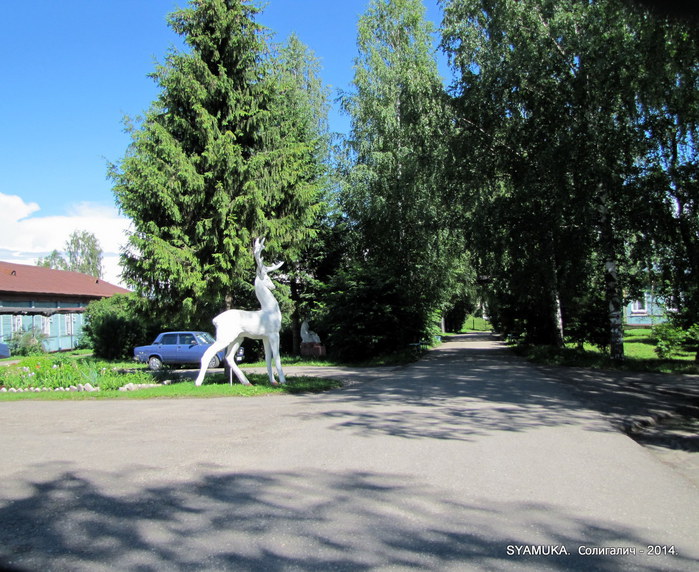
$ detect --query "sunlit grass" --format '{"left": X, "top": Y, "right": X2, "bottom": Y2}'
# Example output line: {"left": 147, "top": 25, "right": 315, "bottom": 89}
{"left": 462, "top": 315, "right": 492, "bottom": 332}
{"left": 0, "top": 350, "right": 343, "bottom": 402}
{"left": 516, "top": 328, "right": 698, "bottom": 375}
{"left": 0, "top": 374, "right": 342, "bottom": 401}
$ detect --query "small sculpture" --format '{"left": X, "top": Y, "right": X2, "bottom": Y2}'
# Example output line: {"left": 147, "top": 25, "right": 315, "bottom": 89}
{"left": 300, "top": 319, "right": 321, "bottom": 344}
{"left": 194, "top": 238, "right": 286, "bottom": 386}
{"left": 300, "top": 318, "right": 326, "bottom": 358}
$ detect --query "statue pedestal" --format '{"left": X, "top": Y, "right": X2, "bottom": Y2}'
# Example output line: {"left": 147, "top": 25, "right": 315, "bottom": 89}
{"left": 301, "top": 342, "right": 326, "bottom": 358}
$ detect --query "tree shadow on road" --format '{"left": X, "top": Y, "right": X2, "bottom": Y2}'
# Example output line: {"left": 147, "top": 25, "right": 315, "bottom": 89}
{"left": 1, "top": 463, "right": 694, "bottom": 571}
{"left": 296, "top": 334, "right": 611, "bottom": 441}
{"left": 292, "top": 333, "right": 699, "bottom": 456}
{"left": 530, "top": 357, "right": 699, "bottom": 454}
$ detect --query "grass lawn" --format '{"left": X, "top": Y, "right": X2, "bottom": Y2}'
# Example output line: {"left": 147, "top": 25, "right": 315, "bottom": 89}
{"left": 0, "top": 350, "right": 343, "bottom": 401}
{"left": 0, "top": 337, "right": 431, "bottom": 402}
{"left": 516, "top": 328, "right": 699, "bottom": 375}
{"left": 0, "top": 374, "right": 342, "bottom": 401}
{"left": 462, "top": 316, "right": 492, "bottom": 332}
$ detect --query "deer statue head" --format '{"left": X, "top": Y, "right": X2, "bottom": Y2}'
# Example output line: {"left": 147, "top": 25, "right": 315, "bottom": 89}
{"left": 253, "top": 238, "right": 283, "bottom": 291}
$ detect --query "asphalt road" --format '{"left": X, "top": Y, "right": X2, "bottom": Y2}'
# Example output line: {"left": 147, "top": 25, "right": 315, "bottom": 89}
{"left": 1, "top": 334, "right": 698, "bottom": 571}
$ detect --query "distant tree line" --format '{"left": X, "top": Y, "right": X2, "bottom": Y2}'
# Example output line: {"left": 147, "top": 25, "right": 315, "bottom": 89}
{"left": 37, "top": 230, "right": 103, "bottom": 278}
{"left": 98, "top": 0, "right": 698, "bottom": 362}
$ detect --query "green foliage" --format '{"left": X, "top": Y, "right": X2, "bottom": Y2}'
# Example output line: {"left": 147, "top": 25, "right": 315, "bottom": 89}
{"left": 462, "top": 315, "right": 492, "bottom": 333}
{"left": 269, "top": 33, "right": 332, "bottom": 352}
{"left": 563, "top": 290, "right": 611, "bottom": 350}
{"left": 329, "top": 0, "right": 463, "bottom": 358}
{"left": 318, "top": 264, "right": 442, "bottom": 361}
{"left": 36, "top": 250, "right": 67, "bottom": 271}
{"left": 0, "top": 352, "right": 341, "bottom": 399}
{"left": 319, "top": 265, "right": 402, "bottom": 361}
{"left": 82, "top": 294, "right": 157, "bottom": 360}
{"left": 652, "top": 322, "right": 699, "bottom": 359}
{"left": 111, "top": 0, "right": 328, "bottom": 325}
{"left": 444, "top": 300, "right": 471, "bottom": 333}
{"left": 441, "top": 0, "right": 699, "bottom": 351}
{"left": 8, "top": 327, "right": 48, "bottom": 356}
{"left": 652, "top": 323, "right": 686, "bottom": 358}
{"left": 516, "top": 333, "right": 699, "bottom": 375}
{"left": 0, "top": 354, "right": 153, "bottom": 391}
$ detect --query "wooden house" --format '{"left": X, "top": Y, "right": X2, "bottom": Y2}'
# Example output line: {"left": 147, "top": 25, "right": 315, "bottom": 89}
{"left": 624, "top": 291, "right": 673, "bottom": 328}
{"left": 0, "top": 261, "right": 129, "bottom": 352}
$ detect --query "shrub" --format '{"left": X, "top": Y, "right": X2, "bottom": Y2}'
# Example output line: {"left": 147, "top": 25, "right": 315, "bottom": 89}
{"left": 8, "top": 327, "right": 48, "bottom": 356}
{"left": 82, "top": 294, "right": 156, "bottom": 360}
{"left": 318, "top": 265, "right": 440, "bottom": 362}
{"left": 685, "top": 324, "right": 699, "bottom": 362}
{"left": 653, "top": 323, "right": 687, "bottom": 359}
{"left": 564, "top": 293, "right": 610, "bottom": 350}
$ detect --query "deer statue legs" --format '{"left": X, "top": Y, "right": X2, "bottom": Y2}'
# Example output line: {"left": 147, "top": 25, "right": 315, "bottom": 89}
{"left": 262, "top": 333, "right": 286, "bottom": 385}
{"left": 194, "top": 337, "right": 249, "bottom": 386}
{"left": 193, "top": 332, "right": 285, "bottom": 387}
{"left": 224, "top": 339, "right": 246, "bottom": 385}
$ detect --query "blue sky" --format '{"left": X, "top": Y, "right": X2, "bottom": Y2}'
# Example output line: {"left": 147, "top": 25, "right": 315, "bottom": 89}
{"left": 0, "top": 0, "right": 446, "bottom": 283}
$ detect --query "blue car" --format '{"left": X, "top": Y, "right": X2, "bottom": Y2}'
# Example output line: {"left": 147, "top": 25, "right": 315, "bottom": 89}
{"left": 134, "top": 331, "right": 243, "bottom": 371}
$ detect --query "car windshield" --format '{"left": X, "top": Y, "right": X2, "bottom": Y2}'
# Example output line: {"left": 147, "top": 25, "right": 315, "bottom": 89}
{"left": 196, "top": 332, "right": 214, "bottom": 344}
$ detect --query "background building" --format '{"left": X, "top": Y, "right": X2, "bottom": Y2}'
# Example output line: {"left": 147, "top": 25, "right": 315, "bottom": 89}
{"left": 624, "top": 291, "right": 673, "bottom": 328}
{"left": 0, "top": 261, "right": 129, "bottom": 352}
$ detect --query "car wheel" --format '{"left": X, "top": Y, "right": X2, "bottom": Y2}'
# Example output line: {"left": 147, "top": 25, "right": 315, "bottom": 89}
{"left": 208, "top": 355, "right": 220, "bottom": 369}
{"left": 148, "top": 356, "right": 163, "bottom": 371}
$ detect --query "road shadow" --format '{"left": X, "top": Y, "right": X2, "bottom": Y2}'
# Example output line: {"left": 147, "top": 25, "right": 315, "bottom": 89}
{"left": 294, "top": 334, "right": 611, "bottom": 441}
{"left": 279, "top": 334, "right": 699, "bottom": 457}
{"left": 533, "top": 359, "right": 699, "bottom": 454}
{"left": 1, "top": 463, "right": 695, "bottom": 571}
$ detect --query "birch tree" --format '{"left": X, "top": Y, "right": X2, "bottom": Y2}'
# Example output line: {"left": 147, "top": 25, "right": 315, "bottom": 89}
{"left": 331, "top": 0, "right": 457, "bottom": 357}
{"left": 442, "top": 0, "right": 662, "bottom": 357}
{"left": 37, "top": 230, "right": 103, "bottom": 278}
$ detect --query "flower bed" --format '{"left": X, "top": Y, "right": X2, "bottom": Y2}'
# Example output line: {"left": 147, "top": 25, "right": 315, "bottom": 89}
{"left": 0, "top": 354, "right": 155, "bottom": 392}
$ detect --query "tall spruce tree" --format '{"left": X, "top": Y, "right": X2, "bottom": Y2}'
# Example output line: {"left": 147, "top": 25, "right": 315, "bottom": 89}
{"left": 111, "top": 0, "right": 323, "bottom": 326}
{"left": 271, "top": 33, "right": 330, "bottom": 352}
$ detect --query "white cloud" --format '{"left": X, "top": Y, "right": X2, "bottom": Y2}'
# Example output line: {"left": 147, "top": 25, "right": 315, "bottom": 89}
{"left": 0, "top": 192, "right": 131, "bottom": 286}
{"left": 0, "top": 193, "right": 40, "bottom": 221}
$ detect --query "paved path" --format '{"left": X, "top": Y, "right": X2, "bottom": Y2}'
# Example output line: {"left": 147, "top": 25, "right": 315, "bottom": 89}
{"left": 1, "top": 334, "right": 698, "bottom": 571}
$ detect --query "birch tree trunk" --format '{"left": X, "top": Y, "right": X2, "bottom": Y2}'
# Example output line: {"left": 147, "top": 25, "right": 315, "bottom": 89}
{"left": 545, "top": 230, "right": 565, "bottom": 347}
{"left": 598, "top": 184, "right": 624, "bottom": 361}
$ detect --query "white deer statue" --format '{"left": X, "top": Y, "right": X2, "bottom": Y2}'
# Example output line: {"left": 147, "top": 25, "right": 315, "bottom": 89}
{"left": 194, "top": 238, "right": 286, "bottom": 387}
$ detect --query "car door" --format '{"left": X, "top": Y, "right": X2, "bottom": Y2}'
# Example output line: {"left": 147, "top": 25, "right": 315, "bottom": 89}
{"left": 157, "top": 333, "right": 180, "bottom": 363}
{"left": 176, "top": 332, "right": 199, "bottom": 364}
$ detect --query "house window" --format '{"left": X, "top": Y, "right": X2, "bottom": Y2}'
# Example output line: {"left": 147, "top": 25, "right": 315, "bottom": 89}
{"left": 631, "top": 297, "right": 647, "bottom": 314}
{"left": 64, "top": 314, "right": 74, "bottom": 337}
{"left": 0, "top": 315, "right": 11, "bottom": 342}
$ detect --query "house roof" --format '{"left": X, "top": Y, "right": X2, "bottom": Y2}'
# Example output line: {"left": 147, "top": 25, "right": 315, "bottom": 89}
{"left": 0, "top": 261, "right": 130, "bottom": 298}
